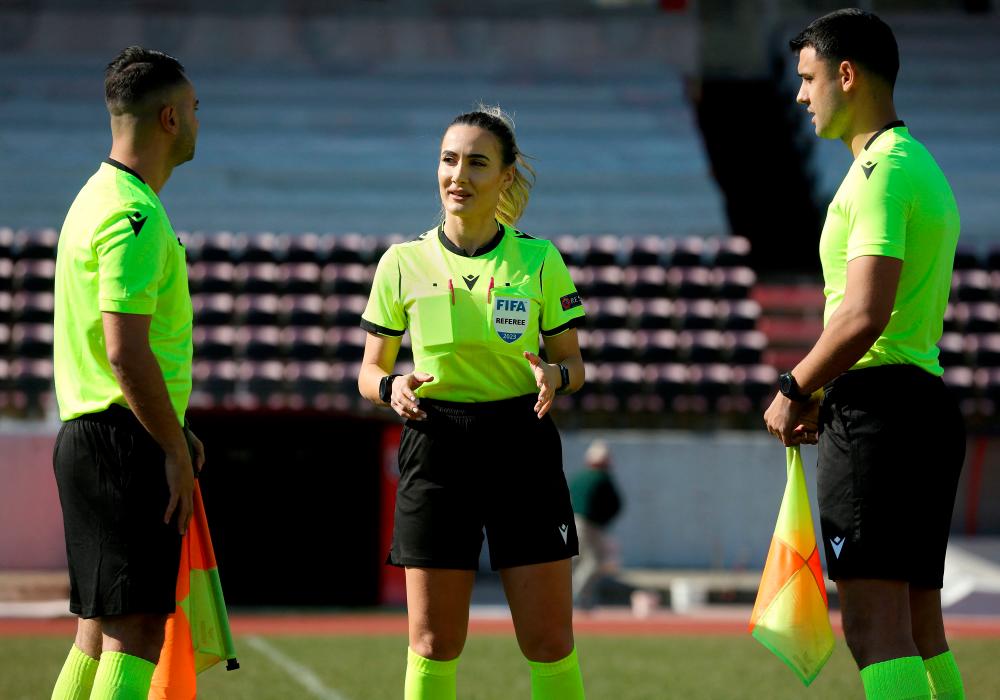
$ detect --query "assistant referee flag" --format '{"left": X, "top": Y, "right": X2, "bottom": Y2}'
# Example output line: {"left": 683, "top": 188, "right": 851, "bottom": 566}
{"left": 749, "top": 446, "right": 834, "bottom": 686}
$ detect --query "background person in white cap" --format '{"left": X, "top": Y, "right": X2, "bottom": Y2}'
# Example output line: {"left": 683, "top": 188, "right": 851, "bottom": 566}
{"left": 569, "top": 440, "right": 623, "bottom": 609}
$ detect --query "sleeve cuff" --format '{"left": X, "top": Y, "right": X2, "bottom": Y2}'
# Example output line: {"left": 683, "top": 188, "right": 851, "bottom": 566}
{"left": 541, "top": 314, "right": 585, "bottom": 337}
{"left": 361, "top": 318, "right": 405, "bottom": 337}
{"left": 99, "top": 297, "right": 157, "bottom": 314}
{"left": 847, "top": 244, "right": 904, "bottom": 262}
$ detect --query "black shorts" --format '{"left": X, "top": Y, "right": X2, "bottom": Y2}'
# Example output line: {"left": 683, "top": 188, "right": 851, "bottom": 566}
{"left": 389, "top": 395, "right": 579, "bottom": 571}
{"left": 817, "top": 364, "right": 966, "bottom": 588}
{"left": 53, "top": 404, "right": 182, "bottom": 618}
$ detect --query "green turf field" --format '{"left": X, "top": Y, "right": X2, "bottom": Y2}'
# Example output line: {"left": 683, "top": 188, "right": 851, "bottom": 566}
{"left": 4, "top": 634, "right": 998, "bottom": 699}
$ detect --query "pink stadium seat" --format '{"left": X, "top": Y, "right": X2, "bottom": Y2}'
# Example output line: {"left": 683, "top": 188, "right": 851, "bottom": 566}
{"left": 728, "top": 330, "right": 768, "bottom": 365}
{"left": 953, "top": 270, "right": 993, "bottom": 302}
{"left": 666, "top": 237, "right": 705, "bottom": 268}
{"left": 679, "top": 330, "right": 724, "bottom": 363}
{"left": 324, "top": 295, "right": 367, "bottom": 327}
{"left": 555, "top": 236, "right": 582, "bottom": 266}
{"left": 280, "top": 262, "right": 322, "bottom": 294}
{"left": 707, "top": 236, "right": 751, "bottom": 268}
{"left": 622, "top": 236, "right": 664, "bottom": 266}
{"left": 13, "top": 228, "right": 58, "bottom": 260}
{"left": 322, "top": 263, "right": 370, "bottom": 296}
{"left": 193, "top": 326, "right": 237, "bottom": 360}
{"left": 282, "top": 326, "right": 326, "bottom": 361}
{"left": 236, "top": 262, "right": 281, "bottom": 295}
{"left": 326, "top": 327, "right": 367, "bottom": 361}
{"left": 718, "top": 299, "right": 760, "bottom": 331}
{"left": 235, "top": 294, "right": 281, "bottom": 326}
{"left": 192, "top": 293, "right": 235, "bottom": 326}
{"left": 589, "top": 266, "right": 626, "bottom": 298}
{"left": 13, "top": 259, "right": 55, "bottom": 292}
{"left": 237, "top": 326, "right": 282, "bottom": 360}
{"left": 233, "top": 232, "right": 280, "bottom": 263}
{"left": 586, "top": 329, "right": 634, "bottom": 362}
{"left": 188, "top": 261, "right": 236, "bottom": 294}
{"left": 634, "top": 329, "right": 678, "bottom": 363}
{"left": 279, "top": 233, "right": 323, "bottom": 263}
{"left": 11, "top": 323, "right": 53, "bottom": 358}
{"left": 588, "top": 297, "right": 629, "bottom": 329}
{"left": 283, "top": 294, "right": 324, "bottom": 327}
{"left": 12, "top": 291, "right": 54, "bottom": 324}
{"left": 631, "top": 298, "right": 674, "bottom": 330}
{"left": 937, "top": 332, "right": 968, "bottom": 367}
{"left": 579, "top": 236, "right": 620, "bottom": 267}
{"left": 716, "top": 266, "right": 757, "bottom": 300}
{"left": 188, "top": 231, "right": 236, "bottom": 263}
{"left": 625, "top": 266, "right": 669, "bottom": 299}
{"left": 668, "top": 266, "right": 712, "bottom": 299}
{"left": 675, "top": 299, "right": 717, "bottom": 330}
{"left": 0, "top": 259, "right": 12, "bottom": 292}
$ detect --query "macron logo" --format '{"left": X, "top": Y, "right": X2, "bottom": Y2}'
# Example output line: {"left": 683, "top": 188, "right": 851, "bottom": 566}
{"left": 127, "top": 211, "right": 148, "bottom": 236}
{"left": 830, "top": 536, "right": 845, "bottom": 559}
{"left": 558, "top": 523, "right": 569, "bottom": 545}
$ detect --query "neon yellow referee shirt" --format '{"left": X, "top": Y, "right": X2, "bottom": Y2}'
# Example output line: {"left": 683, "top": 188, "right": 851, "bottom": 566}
{"left": 819, "top": 123, "right": 960, "bottom": 377}
{"left": 53, "top": 159, "right": 193, "bottom": 422}
{"left": 362, "top": 223, "right": 586, "bottom": 402}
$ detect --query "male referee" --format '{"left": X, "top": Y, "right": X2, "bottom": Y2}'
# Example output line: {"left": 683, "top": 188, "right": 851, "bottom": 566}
{"left": 50, "top": 47, "right": 204, "bottom": 700}
{"left": 765, "top": 10, "right": 966, "bottom": 700}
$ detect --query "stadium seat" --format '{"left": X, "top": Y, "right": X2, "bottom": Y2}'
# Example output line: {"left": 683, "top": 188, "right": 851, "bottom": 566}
{"left": 12, "top": 291, "right": 54, "bottom": 324}
{"left": 981, "top": 367, "right": 1000, "bottom": 404}
{"left": 283, "top": 326, "right": 326, "bottom": 361}
{"left": 728, "top": 330, "right": 767, "bottom": 365}
{"left": 13, "top": 259, "right": 55, "bottom": 292}
{"left": 943, "top": 303, "right": 960, "bottom": 333}
{"left": 0, "top": 324, "right": 10, "bottom": 350}
{"left": 0, "top": 227, "right": 13, "bottom": 260}
{"left": 328, "top": 233, "right": 376, "bottom": 265}
{"left": 707, "top": 236, "right": 752, "bottom": 268}
{"left": 586, "top": 329, "right": 634, "bottom": 362}
{"left": 587, "top": 297, "right": 629, "bottom": 329}
{"left": 987, "top": 246, "right": 1000, "bottom": 272}
{"left": 606, "top": 362, "right": 646, "bottom": 409}
{"left": 9, "top": 358, "right": 53, "bottom": 392}
{"left": 325, "top": 295, "right": 367, "bottom": 327}
{"left": 624, "top": 266, "right": 669, "bottom": 299}
{"left": 187, "top": 231, "right": 236, "bottom": 263}
{"left": 734, "top": 364, "right": 778, "bottom": 409}
{"left": 233, "top": 232, "right": 280, "bottom": 263}
{"left": 236, "top": 262, "right": 281, "bottom": 295}
{"left": 631, "top": 298, "right": 674, "bottom": 330}
{"left": 188, "top": 261, "right": 236, "bottom": 294}
{"left": 13, "top": 228, "right": 58, "bottom": 260}
{"left": 579, "top": 236, "right": 620, "bottom": 267}
{"left": 668, "top": 266, "right": 712, "bottom": 299}
{"left": 280, "top": 262, "right": 322, "bottom": 295}
{"left": 953, "top": 269, "right": 993, "bottom": 302}
{"left": 326, "top": 327, "right": 367, "bottom": 361}
{"left": 192, "top": 294, "right": 235, "bottom": 326}
{"left": 718, "top": 299, "right": 761, "bottom": 331}
{"left": 690, "top": 363, "right": 734, "bottom": 406}
{"left": 938, "top": 333, "right": 968, "bottom": 367}
{"left": 943, "top": 366, "right": 976, "bottom": 403}
{"left": 237, "top": 326, "right": 282, "bottom": 360}
{"left": 679, "top": 330, "right": 724, "bottom": 363}
{"left": 652, "top": 363, "right": 690, "bottom": 404}
{"left": 589, "top": 266, "right": 627, "bottom": 298}
{"left": 0, "top": 259, "right": 12, "bottom": 292}
{"left": 373, "top": 234, "right": 407, "bottom": 262}
{"left": 193, "top": 326, "right": 237, "bottom": 360}
{"left": 11, "top": 324, "right": 53, "bottom": 358}
{"left": 666, "top": 237, "right": 705, "bottom": 268}
{"left": 555, "top": 236, "right": 582, "bottom": 266}
{"left": 322, "top": 263, "right": 371, "bottom": 296}
{"left": 965, "top": 302, "right": 999, "bottom": 333}
{"left": 279, "top": 233, "right": 323, "bottom": 263}
{"left": 623, "top": 236, "right": 665, "bottom": 266}
{"left": 634, "top": 329, "right": 678, "bottom": 363}
{"left": 192, "top": 359, "right": 238, "bottom": 397}
{"left": 952, "top": 245, "right": 981, "bottom": 271}
{"left": 0, "top": 292, "right": 12, "bottom": 324}
{"left": 974, "top": 334, "right": 1000, "bottom": 367}
{"left": 240, "top": 360, "right": 287, "bottom": 398}
{"left": 283, "top": 294, "right": 325, "bottom": 327}
{"left": 715, "top": 266, "right": 757, "bottom": 300}
{"left": 286, "top": 360, "right": 331, "bottom": 399}
{"left": 675, "top": 299, "right": 717, "bottom": 330}
{"left": 569, "top": 266, "right": 592, "bottom": 298}
{"left": 235, "top": 294, "right": 281, "bottom": 326}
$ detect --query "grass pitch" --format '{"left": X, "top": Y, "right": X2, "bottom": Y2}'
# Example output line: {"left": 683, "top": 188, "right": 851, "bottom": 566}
{"left": 4, "top": 633, "right": 999, "bottom": 698}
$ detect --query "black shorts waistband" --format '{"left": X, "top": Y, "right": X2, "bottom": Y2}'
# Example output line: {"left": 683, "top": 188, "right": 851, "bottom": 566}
{"left": 418, "top": 394, "right": 537, "bottom": 418}
{"left": 825, "top": 364, "right": 943, "bottom": 396}
{"left": 68, "top": 403, "right": 145, "bottom": 430}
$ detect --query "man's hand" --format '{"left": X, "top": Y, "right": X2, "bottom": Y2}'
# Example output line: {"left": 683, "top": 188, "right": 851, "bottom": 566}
{"left": 390, "top": 372, "right": 434, "bottom": 420}
{"left": 164, "top": 447, "right": 195, "bottom": 535}
{"left": 524, "top": 351, "right": 560, "bottom": 418}
{"left": 187, "top": 429, "right": 206, "bottom": 473}
{"left": 764, "top": 392, "right": 820, "bottom": 446}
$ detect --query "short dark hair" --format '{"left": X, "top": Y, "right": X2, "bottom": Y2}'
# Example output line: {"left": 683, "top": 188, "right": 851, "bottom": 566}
{"left": 105, "top": 46, "right": 187, "bottom": 115}
{"left": 789, "top": 8, "right": 899, "bottom": 87}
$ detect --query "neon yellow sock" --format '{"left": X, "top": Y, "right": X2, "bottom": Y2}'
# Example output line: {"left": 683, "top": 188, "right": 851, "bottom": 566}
{"left": 925, "top": 651, "right": 965, "bottom": 699}
{"left": 90, "top": 651, "right": 156, "bottom": 700}
{"left": 528, "top": 647, "right": 585, "bottom": 700}
{"left": 51, "top": 644, "right": 99, "bottom": 700}
{"left": 860, "top": 656, "right": 932, "bottom": 699}
{"left": 404, "top": 647, "right": 458, "bottom": 700}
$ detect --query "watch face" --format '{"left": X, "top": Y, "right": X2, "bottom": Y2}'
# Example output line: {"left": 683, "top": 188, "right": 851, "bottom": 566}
{"left": 779, "top": 373, "right": 792, "bottom": 394}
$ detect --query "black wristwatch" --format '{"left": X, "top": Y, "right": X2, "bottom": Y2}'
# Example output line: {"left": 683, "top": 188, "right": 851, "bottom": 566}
{"left": 379, "top": 374, "right": 401, "bottom": 404}
{"left": 556, "top": 363, "right": 570, "bottom": 394}
{"left": 778, "top": 371, "right": 810, "bottom": 402}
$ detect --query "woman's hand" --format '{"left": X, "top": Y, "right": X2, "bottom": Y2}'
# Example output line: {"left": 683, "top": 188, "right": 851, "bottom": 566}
{"left": 390, "top": 371, "right": 434, "bottom": 420}
{"left": 524, "top": 351, "right": 560, "bottom": 418}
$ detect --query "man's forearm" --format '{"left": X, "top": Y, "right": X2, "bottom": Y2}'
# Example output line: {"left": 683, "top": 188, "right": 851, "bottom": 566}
{"left": 792, "top": 303, "right": 885, "bottom": 395}
{"left": 109, "top": 346, "right": 188, "bottom": 459}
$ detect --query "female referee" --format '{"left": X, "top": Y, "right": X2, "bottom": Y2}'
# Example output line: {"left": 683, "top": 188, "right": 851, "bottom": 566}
{"left": 358, "top": 106, "right": 587, "bottom": 700}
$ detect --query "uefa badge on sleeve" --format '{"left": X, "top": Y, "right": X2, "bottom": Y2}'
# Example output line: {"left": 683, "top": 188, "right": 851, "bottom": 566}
{"left": 493, "top": 296, "right": 530, "bottom": 343}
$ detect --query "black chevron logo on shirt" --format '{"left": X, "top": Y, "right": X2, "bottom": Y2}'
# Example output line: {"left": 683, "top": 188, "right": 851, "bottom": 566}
{"left": 127, "top": 211, "right": 148, "bottom": 236}
{"left": 462, "top": 274, "right": 479, "bottom": 290}
{"left": 861, "top": 161, "right": 878, "bottom": 179}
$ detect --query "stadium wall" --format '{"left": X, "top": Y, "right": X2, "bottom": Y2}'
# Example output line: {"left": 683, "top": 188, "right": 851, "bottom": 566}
{"left": 3, "top": 424, "right": 997, "bottom": 581}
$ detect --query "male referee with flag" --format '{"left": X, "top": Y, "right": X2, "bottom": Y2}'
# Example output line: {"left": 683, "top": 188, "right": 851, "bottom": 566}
{"left": 764, "top": 10, "right": 966, "bottom": 700}
{"left": 50, "top": 46, "right": 204, "bottom": 700}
